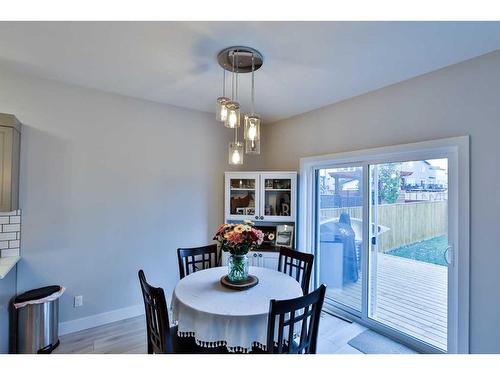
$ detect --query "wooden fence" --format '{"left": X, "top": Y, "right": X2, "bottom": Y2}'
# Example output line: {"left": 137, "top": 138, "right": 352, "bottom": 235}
{"left": 320, "top": 201, "right": 447, "bottom": 252}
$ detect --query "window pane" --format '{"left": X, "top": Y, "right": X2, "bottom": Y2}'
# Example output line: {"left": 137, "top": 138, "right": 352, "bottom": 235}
{"left": 264, "top": 178, "right": 292, "bottom": 217}
{"left": 229, "top": 178, "right": 256, "bottom": 216}
{"left": 317, "top": 166, "right": 363, "bottom": 312}
{"left": 368, "top": 158, "right": 448, "bottom": 351}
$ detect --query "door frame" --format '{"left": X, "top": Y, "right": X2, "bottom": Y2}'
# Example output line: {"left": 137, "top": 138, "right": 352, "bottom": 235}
{"left": 299, "top": 136, "right": 470, "bottom": 353}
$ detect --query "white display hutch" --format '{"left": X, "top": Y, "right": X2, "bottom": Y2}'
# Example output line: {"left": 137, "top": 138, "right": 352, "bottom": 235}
{"left": 222, "top": 171, "right": 297, "bottom": 269}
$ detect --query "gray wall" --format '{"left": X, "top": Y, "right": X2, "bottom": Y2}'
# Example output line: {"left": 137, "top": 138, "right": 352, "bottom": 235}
{"left": 259, "top": 50, "right": 500, "bottom": 353}
{"left": 0, "top": 67, "right": 240, "bottom": 351}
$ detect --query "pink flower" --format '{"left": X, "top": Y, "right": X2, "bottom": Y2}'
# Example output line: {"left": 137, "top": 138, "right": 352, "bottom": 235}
{"left": 216, "top": 224, "right": 227, "bottom": 235}
{"left": 227, "top": 231, "right": 243, "bottom": 245}
{"left": 248, "top": 228, "right": 264, "bottom": 245}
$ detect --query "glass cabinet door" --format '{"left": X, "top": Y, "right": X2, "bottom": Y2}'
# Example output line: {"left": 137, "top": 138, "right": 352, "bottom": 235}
{"left": 226, "top": 174, "right": 259, "bottom": 220}
{"left": 260, "top": 173, "right": 296, "bottom": 222}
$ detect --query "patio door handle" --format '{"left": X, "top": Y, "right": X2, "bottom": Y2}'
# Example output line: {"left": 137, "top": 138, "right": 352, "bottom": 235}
{"left": 444, "top": 245, "right": 453, "bottom": 266}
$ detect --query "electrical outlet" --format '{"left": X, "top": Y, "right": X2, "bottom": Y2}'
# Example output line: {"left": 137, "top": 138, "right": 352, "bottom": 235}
{"left": 74, "top": 295, "right": 83, "bottom": 308}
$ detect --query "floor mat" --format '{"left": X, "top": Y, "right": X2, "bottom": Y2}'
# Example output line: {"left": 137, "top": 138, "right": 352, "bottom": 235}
{"left": 348, "top": 330, "right": 418, "bottom": 354}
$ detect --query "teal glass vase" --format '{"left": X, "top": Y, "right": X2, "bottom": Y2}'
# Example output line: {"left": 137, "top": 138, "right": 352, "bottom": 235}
{"left": 227, "top": 254, "right": 249, "bottom": 282}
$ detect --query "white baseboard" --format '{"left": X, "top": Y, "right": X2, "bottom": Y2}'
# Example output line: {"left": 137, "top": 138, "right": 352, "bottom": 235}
{"left": 59, "top": 304, "right": 144, "bottom": 336}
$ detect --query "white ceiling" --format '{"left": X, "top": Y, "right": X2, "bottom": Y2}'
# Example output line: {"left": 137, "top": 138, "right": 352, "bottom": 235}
{"left": 1, "top": 22, "right": 500, "bottom": 122}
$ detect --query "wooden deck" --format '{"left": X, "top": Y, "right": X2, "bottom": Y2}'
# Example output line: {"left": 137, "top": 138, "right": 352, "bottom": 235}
{"left": 324, "top": 253, "right": 447, "bottom": 351}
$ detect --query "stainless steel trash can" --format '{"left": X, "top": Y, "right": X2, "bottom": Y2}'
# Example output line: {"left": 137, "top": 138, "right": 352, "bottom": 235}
{"left": 14, "top": 285, "right": 62, "bottom": 354}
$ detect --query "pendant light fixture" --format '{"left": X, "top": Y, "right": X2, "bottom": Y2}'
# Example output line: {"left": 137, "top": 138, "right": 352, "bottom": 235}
{"left": 216, "top": 69, "right": 229, "bottom": 122}
{"left": 244, "top": 53, "right": 261, "bottom": 154}
{"left": 216, "top": 46, "right": 263, "bottom": 164}
{"left": 224, "top": 51, "right": 241, "bottom": 129}
{"left": 228, "top": 141, "right": 244, "bottom": 165}
{"left": 228, "top": 52, "right": 243, "bottom": 165}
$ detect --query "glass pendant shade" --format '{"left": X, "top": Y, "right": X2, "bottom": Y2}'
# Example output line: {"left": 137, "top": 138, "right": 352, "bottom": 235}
{"left": 216, "top": 97, "right": 229, "bottom": 122}
{"left": 244, "top": 114, "right": 261, "bottom": 141}
{"left": 245, "top": 139, "right": 260, "bottom": 154}
{"left": 228, "top": 142, "right": 244, "bottom": 165}
{"left": 224, "top": 102, "right": 241, "bottom": 128}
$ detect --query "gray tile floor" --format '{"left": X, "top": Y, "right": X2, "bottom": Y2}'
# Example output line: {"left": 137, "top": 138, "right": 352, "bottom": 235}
{"left": 316, "top": 312, "right": 367, "bottom": 354}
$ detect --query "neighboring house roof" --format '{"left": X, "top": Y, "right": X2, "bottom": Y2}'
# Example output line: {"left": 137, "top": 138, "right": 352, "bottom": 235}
{"left": 327, "top": 171, "right": 361, "bottom": 179}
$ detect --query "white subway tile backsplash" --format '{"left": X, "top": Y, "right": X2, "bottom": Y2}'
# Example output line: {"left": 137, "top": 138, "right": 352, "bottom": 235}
{"left": 1, "top": 248, "right": 19, "bottom": 257}
{"left": 0, "top": 210, "right": 21, "bottom": 258}
{"left": 2, "top": 223, "right": 20, "bottom": 232}
{"left": 9, "top": 216, "right": 20, "bottom": 224}
{"left": 0, "top": 232, "right": 16, "bottom": 241}
{"left": 9, "top": 240, "right": 20, "bottom": 248}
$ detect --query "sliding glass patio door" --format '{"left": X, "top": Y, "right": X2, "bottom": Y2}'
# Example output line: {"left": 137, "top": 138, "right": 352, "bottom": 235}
{"left": 314, "top": 155, "right": 454, "bottom": 353}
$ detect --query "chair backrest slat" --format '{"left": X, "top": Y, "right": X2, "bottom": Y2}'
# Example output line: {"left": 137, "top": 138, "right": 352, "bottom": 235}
{"left": 277, "top": 314, "right": 285, "bottom": 353}
{"left": 287, "top": 309, "right": 296, "bottom": 353}
{"left": 266, "top": 284, "right": 326, "bottom": 354}
{"left": 298, "top": 305, "right": 309, "bottom": 351}
{"left": 138, "top": 270, "right": 172, "bottom": 354}
{"left": 177, "top": 244, "right": 218, "bottom": 279}
{"left": 278, "top": 247, "right": 314, "bottom": 294}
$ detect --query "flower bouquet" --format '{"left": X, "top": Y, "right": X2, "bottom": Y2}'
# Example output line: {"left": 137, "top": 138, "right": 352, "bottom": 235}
{"left": 214, "top": 220, "right": 264, "bottom": 282}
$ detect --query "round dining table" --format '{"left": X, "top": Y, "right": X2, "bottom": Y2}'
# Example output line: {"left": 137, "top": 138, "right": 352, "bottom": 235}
{"left": 171, "top": 266, "right": 303, "bottom": 353}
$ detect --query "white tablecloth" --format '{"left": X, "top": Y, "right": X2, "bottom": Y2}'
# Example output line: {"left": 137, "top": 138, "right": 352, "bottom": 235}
{"left": 171, "top": 266, "right": 303, "bottom": 352}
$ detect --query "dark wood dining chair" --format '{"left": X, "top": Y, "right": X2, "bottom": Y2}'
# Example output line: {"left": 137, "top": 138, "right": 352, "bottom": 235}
{"left": 138, "top": 270, "right": 175, "bottom": 354}
{"left": 278, "top": 247, "right": 314, "bottom": 294}
{"left": 266, "top": 284, "right": 327, "bottom": 354}
{"left": 177, "top": 244, "right": 218, "bottom": 279}
{"left": 138, "top": 270, "right": 205, "bottom": 354}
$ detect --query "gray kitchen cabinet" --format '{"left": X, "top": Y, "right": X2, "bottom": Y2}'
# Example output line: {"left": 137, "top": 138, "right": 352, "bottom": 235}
{"left": 0, "top": 114, "right": 21, "bottom": 212}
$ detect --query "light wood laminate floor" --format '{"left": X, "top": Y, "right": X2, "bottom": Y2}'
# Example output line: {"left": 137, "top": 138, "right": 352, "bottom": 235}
{"left": 53, "top": 312, "right": 406, "bottom": 354}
